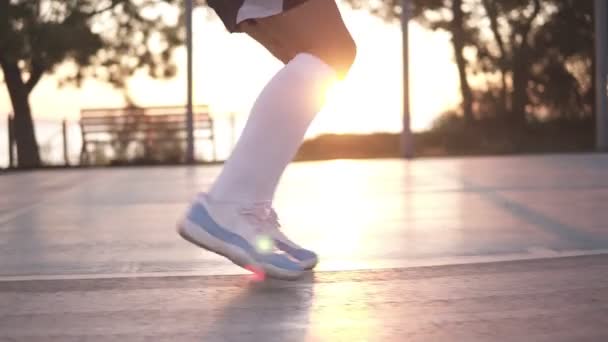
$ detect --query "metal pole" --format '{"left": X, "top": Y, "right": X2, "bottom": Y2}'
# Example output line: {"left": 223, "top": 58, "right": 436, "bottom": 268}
{"left": 185, "top": 0, "right": 195, "bottom": 163}
{"left": 596, "top": 0, "right": 608, "bottom": 151}
{"left": 401, "top": 0, "right": 414, "bottom": 158}
{"left": 62, "top": 119, "right": 70, "bottom": 166}
{"left": 7, "top": 114, "right": 14, "bottom": 168}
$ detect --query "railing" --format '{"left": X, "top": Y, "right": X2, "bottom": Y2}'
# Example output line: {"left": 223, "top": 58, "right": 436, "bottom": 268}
{"left": 6, "top": 115, "right": 72, "bottom": 168}
{"left": 37, "top": 118, "right": 71, "bottom": 166}
{"left": 5, "top": 112, "right": 239, "bottom": 169}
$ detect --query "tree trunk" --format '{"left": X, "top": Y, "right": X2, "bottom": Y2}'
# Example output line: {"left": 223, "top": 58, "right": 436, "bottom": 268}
{"left": 500, "top": 69, "right": 509, "bottom": 115}
{"left": 511, "top": 54, "right": 529, "bottom": 125}
{"left": 1, "top": 59, "right": 41, "bottom": 168}
{"left": 451, "top": 0, "right": 474, "bottom": 123}
{"left": 509, "top": 0, "right": 540, "bottom": 125}
{"left": 481, "top": 0, "right": 509, "bottom": 116}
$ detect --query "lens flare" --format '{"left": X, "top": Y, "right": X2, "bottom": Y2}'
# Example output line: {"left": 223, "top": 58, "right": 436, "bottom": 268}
{"left": 255, "top": 235, "right": 274, "bottom": 254}
{"left": 245, "top": 264, "right": 266, "bottom": 282}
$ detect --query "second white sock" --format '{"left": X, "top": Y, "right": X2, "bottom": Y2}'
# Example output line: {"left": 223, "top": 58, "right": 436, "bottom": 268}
{"left": 209, "top": 53, "right": 336, "bottom": 203}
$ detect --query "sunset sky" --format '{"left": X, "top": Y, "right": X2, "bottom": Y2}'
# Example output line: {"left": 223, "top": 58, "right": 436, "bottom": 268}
{"left": 0, "top": 4, "right": 461, "bottom": 137}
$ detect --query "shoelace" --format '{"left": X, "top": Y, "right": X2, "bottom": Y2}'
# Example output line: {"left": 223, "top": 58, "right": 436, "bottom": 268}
{"left": 240, "top": 204, "right": 308, "bottom": 255}
{"left": 240, "top": 203, "right": 284, "bottom": 253}
{"left": 239, "top": 203, "right": 281, "bottom": 233}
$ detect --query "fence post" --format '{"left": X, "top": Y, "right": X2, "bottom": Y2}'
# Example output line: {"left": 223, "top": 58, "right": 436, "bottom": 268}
{"left": 185, "top": 0, "right": 195, "bottom": 164}
{"left": 62, "top": 119, "right": 70, "bottom": 166}
{"left": 7, "top": 114, "right": 14, "bottom": 168}
{"left": 596, "top": 0, "right": 608, "bottom": 151}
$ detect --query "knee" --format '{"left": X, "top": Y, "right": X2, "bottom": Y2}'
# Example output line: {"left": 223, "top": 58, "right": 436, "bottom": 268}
{"left": 330, "top": 37, "right": 357, "bottom": 78}
{"left": 307, "top": 37, "right": 357, "bottom": 79}
{"left": 340, "top": 37, "right": 358, "bottom": 76}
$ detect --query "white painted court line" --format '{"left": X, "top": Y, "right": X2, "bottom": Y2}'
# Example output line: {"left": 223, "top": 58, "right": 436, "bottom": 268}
{"left": 1, "top": 248, "right": 607, "bottom": 283}
{"left": 316, "top": 248, "right": 608, "bottom": 273}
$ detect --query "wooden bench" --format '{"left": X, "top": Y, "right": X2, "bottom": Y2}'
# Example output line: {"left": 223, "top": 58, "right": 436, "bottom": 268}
{"left": 79, "top": 106, "right": 215, "bottom": 165}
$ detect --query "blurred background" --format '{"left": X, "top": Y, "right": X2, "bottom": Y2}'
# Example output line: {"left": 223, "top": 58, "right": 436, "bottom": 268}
{"left": 1, "top": 0, "right": 607, "bottom": 169}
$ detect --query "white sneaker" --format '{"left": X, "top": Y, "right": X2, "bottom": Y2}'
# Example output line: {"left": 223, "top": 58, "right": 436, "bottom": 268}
{"left": 265, "top": 208, "right": 319, "bottom": 270}
{"left": 177, "top": 194, "right": 305, "bottom": 280}
{"left": 238, "top": 203, "right": 319, "bottom": 269}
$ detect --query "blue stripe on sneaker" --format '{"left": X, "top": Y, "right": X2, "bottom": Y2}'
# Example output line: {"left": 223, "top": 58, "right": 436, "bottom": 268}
{"left": 276, "top": 241, "right": 317, "bottom": 262}
{"left": 187, "top": 202, "right": 302, "bottom": 272}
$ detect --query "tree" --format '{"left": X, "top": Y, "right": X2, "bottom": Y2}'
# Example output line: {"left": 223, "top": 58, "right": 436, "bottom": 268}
{"left": 476, "top": 0, "right": 594, "bottom": 123}
{"left": 348, "top": 0, "right": 594, "bottom": 125}
{"left": 526, "top": 0, "right": 594, "bottom": 119}
{"left": 479, "top": 0, "right": 542, "bottom": 124}
{"left": 0, "top": 0, "right": 184, "bottom": 167}
{"left": 451, "top": 0, "right": 474, "bottom": 123}
{"left": 347, "top": 0, "right": 475, "bottom": 122}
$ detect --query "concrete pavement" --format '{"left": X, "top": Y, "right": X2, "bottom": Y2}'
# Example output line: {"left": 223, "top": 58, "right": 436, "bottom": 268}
{"left": 1, "top": 154, "right": 608, "bottom": 340}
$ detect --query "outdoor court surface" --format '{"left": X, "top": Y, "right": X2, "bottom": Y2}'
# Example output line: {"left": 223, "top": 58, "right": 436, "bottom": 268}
{"left": 1, "top": 154, "right": 607, "bottom": 341}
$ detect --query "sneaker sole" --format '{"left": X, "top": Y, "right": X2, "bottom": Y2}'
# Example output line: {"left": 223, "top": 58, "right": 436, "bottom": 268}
{"left": 177, "top": 219, "right": 303, "bottom": 280}
{"left": 300, "top": 258, "right": 318, "bottom": 270}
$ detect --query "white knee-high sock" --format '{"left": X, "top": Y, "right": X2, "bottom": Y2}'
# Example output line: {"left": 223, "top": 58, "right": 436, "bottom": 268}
{"left": 209, "top": 53, "right": 336, "bottom": 203}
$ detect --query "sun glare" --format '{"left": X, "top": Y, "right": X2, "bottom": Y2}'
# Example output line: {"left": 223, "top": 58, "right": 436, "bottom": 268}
{"left": 324, "top": 81, "right": 343, "bottom": 105}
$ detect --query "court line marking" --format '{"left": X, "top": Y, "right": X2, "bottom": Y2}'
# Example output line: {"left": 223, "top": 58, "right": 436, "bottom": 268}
{"left": 1, "top": 248, "right": 607, "bottom": 283}
{"left": 436, "top": 168, "right": 608, "bottom": 249}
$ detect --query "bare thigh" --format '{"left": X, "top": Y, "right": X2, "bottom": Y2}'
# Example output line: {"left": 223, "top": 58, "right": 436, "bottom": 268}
{"left": 238, "top": 0, "right": 357, "bottom": 78}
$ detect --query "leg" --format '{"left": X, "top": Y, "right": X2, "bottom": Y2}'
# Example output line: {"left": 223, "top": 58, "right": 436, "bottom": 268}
{"left": 180, "top": 0, "right": 356, "bottom": 279}
{"left": 239, "top": 0, "right": 357, "bottom": 78}
{"left": 211, "top": 0, "right": 357, "bottom": 203}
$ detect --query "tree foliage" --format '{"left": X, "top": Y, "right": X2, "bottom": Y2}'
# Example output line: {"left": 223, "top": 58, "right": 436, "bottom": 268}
{"left": 345, "top": 0, "right": 595, "bottom": 123}
{"left": 0, "top": 0, "right": 185, "bottom": 167}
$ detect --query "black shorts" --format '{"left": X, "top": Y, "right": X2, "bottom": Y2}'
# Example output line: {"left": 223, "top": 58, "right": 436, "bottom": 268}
{"left": 207, "top": 0, "right": 309, "bottom": 32}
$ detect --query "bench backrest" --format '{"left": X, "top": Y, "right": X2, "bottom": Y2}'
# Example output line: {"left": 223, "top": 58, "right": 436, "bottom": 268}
{"left": 80, "top": 106, "right": 213, "bottom": 141}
